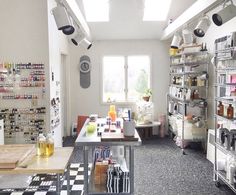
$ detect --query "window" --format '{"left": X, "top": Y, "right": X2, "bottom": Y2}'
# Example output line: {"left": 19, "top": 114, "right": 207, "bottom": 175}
{"left": 102, "top": 55, "right": 151, "bottom": 103}
{"left": 83, "top": 0, "right": 109, "bottom": 22}
{"left": 143, "top": 0, "right": 172, "bottom": 21}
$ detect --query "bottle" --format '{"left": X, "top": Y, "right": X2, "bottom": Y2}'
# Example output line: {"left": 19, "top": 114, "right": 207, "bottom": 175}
{"left": 108, "top": 105, "right": 117, "bottom": 122}
{"left": 227, "top": 104, "right": 234, "bottom": 119}
{"left": 36, "top": 133, "right": 46, "bottom": 157}
{"left": 217, "top": 101, "right": 224, "bottom": 116}
{"left": 45, "top": 133, "right": 54, "bottom": 157}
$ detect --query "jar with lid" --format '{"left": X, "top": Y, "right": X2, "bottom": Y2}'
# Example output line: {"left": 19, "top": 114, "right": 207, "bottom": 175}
{"left": 36, "top": 133, "right": 46, "bottom": 157}
{"left": 227, "top": 104, "right": 234, "bottom": 119}
{"left": 217, "top": 101, "right": 224, "bottom": 116}
{"left": 45, "top": 133, "right": 54, "bottom": 157}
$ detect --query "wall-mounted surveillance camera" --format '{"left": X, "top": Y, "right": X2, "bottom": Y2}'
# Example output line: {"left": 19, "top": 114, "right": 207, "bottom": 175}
{"left": 52, "top": 5, "right": 75, "bottom": 35}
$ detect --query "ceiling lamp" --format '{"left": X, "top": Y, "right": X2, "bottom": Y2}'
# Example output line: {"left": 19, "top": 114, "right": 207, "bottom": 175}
{"left": 71, "top": 30, "right": 92, "bottom": 50}
{"left": 182, "top": 28, "right": 193, "bottom": 44}
{"left": 193, "top": 16, "right": 211, "bottom": 37}
{"left": 212, "top": 0, "right": 236, "bottom": 26}
{"left": 170, "top": 32, "right": 182, "bottom": 49}
{"left": 52, "top": 4, "right": 75, "bottom": 35}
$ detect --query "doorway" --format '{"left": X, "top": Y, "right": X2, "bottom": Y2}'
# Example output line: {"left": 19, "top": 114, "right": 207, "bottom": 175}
{"left": 60, "top": 54, "right": 67, "bottom": 137}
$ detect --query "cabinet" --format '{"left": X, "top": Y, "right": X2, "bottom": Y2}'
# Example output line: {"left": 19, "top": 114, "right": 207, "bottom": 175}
{"left": 167, "top": 51, "right": 209, "bottom": 154}
{"left": 214, "top": 43, "right": 236, "bottom": 193}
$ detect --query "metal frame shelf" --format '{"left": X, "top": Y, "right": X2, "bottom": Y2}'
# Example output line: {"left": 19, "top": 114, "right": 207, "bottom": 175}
{"left": 214, "top": 44, "right": 236, "bottom": 193}
{"left": 167, "top": 51, "right": 209, "bottom": 155}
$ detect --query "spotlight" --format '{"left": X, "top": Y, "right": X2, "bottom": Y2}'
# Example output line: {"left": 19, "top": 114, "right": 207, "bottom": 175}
{"left": 81, "top": 39, "right": 93, "bottom": 50}
{"left": 194, "top": 16, "right": 211, "bottom": 37}
{"left": 71, "top": 32, "right": 85, "bottom": 46}
{"left": 171, "top": 32, "right": 182, "bottom": 49}
{"left": 182, "top": 28, "right": 193, "bottom": 44}
{"left": 52, "top": 5, "right": 75, "bottom": 35}
{"left": 212, "top": 0, "right": 236, "bottom": 26}
{"left": 71, "top": 32, "right": 93, "bottom": 49}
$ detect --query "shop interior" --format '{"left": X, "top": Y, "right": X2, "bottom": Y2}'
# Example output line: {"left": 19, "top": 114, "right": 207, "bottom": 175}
{"left": 1, "top": 0, "right": 236, "bottom": 194}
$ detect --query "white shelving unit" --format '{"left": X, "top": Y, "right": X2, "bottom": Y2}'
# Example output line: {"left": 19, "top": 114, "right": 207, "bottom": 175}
{"left": 214, "top": 42, "right": 236, "bottom": 193}
{"left": 167, "top": 51, "right": 209, "bottom": 154}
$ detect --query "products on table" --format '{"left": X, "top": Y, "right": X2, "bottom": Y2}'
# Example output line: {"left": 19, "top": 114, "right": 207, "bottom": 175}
{"left": 227, "top": 104, "right": 234, "bottom": 119}
{"left": 217, "top": 101, "right": 224, "bottom": 116}
{"left": 107, "top": 164, "right": 130, "bottom": 193}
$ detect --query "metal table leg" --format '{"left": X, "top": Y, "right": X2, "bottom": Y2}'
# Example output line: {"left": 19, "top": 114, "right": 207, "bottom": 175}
{"left": 83, "top": 146, "right": 89, "bottom": 195}
{"left": 129, "top": 146, "right": 134, "bottom": 195}
{"left": 56, "top": 173, "right": 61, "bottom": 194}
{"left": 67, "top": 163, "right": 70, "bottom": 194}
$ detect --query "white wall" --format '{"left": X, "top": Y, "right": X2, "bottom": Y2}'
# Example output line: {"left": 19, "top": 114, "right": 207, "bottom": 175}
{"left": 197, "top": 0, "right": 236, "bottom": 129}
{"left": 69, "top": 40, "right": 170, "bottom": 127}
{"left": 0, "top": 0, "right": 69, "bottom": 146}
{"left": 47, "top": 0, "right": 70, "bottom": 145}
{"left": 0, "top": 0, "right": 50, "bottom": 143}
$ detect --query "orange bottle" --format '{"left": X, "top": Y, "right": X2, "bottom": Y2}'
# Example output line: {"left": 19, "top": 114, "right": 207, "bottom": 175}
{"left": 108, "top": 105, "right": 117, "bottom": 122}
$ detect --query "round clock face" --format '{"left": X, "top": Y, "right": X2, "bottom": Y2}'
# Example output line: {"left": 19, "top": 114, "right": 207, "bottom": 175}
{"left": 80, "top": 61, "right": 90, "bottom": 73}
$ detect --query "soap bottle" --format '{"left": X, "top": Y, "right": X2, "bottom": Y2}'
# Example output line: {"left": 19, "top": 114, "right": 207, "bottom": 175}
{"left": 37, "top": 133, "right": 46, "bottom": 157}
{"left": 217, "top": 101, "right": 224, "bottom": 116}
{"left": 45, "top": 133, "right": 54, "bottom": 157}
{"left": 227, "top": 104, "right": 234, "bottom": 119}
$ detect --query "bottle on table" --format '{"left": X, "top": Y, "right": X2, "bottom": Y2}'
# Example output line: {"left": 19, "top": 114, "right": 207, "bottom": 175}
{"left": 108, "top": 105, "right": 117, "bottom": 122}
{"left": 36, "top": 133, "right": 46, "bottom": 157}
{"left": 45, "top": 133, "right": 54, "bottom": 157}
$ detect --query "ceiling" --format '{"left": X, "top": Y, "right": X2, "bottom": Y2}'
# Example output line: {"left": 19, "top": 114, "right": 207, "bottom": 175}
{"left": 76, "top": 0, "right": 197, "bottom": 40}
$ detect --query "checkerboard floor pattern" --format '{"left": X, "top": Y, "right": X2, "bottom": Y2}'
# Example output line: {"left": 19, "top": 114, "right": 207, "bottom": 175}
{"left": 0, "top": 163, "right": 92, "bottom": 195}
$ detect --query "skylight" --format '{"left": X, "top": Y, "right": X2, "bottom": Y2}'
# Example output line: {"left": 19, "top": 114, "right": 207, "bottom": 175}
{"left": 83, "top": 0, "right": 109, "bottom": 22}
{"left": 143, "top": 0, "right": 172, "bottom": 21}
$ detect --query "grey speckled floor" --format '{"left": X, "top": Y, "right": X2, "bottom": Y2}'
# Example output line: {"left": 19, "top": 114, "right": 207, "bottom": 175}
{"left": 64, "top": 136, "right": 235, "bottom": 195}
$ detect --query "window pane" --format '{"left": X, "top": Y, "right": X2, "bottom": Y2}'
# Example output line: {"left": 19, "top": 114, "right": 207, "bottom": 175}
{"left": 127, "top": 56, "right": 150, "bottom": 101}
{"left": 103, "top": 56, "right": 125, "bottom": 102}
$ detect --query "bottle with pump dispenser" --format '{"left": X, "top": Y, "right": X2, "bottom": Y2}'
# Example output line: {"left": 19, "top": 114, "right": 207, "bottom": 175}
{"left": 37, "top": 133, "right": 46, "bottom": 157}
{"left": 46, "top": 133, "right": 54, "bottom": 157}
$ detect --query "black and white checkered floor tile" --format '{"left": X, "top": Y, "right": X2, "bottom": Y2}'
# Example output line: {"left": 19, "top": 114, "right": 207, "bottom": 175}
{"left": 0, "top": 163, "right": 92, "bottom": 195}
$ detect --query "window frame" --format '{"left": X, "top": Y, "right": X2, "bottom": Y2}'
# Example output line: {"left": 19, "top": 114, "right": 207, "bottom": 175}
{"left": 100, "top": 54, "right": 152, "bottom": 105}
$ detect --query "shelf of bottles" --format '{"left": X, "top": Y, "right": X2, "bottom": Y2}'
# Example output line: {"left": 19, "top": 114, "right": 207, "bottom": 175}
{"left": 214, "top": 33, "right": 236, "bottom": 192}
{"left": 0, "top": 62, "right": 46, "bottom": 144}
{"left": 167, "top": 51, "right": 209, "bottom": 153}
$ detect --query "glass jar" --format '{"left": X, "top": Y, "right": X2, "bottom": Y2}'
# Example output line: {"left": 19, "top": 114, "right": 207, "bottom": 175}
{"left": 36, "top": 133, "right": 46, "bottom": 157}
{"left": 45, "top": 133, "right": 54, "bottom": 157}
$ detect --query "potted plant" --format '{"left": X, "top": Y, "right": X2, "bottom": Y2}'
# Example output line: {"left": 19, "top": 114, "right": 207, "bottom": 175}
{"left": 142, "top": 89, "right": 152, "bottom": 101}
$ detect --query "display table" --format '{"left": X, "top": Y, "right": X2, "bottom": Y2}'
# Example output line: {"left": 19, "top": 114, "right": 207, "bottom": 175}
{"left": 0, "top": 147, "right": 74, "bottom": 194}
{"left": 135, "top": 121, "right": 161, "bottom": 139}
{"left": 75, "top": 118, "right": 141, "bottom": 195}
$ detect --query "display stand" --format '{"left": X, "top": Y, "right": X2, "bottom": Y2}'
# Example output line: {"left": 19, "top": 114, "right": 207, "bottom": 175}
{"left": 75, "top": 118, "right": 141, "bottom": 195}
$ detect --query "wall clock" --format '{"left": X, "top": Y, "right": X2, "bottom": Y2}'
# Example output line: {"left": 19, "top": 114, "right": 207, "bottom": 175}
{"left": 79, "top": 55, "right": 91, "bottom": 88}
